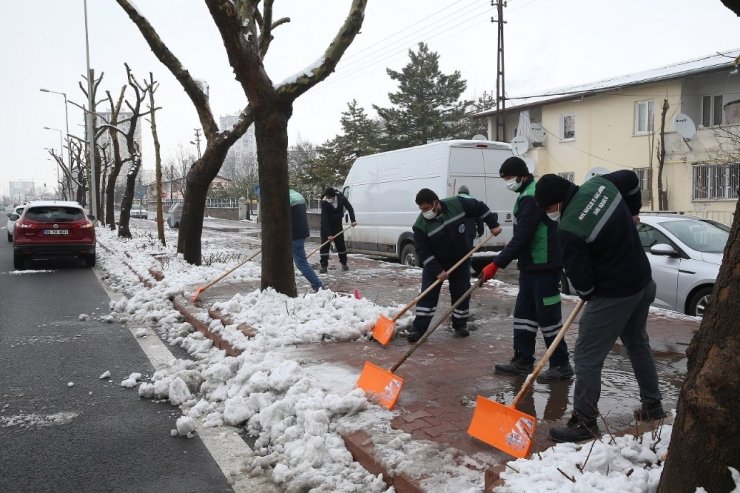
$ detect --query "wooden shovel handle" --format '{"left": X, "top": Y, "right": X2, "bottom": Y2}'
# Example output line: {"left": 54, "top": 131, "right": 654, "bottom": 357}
{"left": 391, "top": 230, "right": 497, "bottom": 322}
{"left": 511, "top": 298, "right": 585, "bottom": 408}
{"left": 306, "top": 224, "right": 355, "bottom": 259}
{"left": 391, "top": 277, "right": 486, "bottom": 372}
{"left": 201, "top": 249, "right": 262, "bottom": 292}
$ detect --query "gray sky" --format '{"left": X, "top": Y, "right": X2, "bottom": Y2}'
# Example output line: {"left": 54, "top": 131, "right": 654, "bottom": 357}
{"left": 1, "top": 0, "right": 738, "bottom": 193}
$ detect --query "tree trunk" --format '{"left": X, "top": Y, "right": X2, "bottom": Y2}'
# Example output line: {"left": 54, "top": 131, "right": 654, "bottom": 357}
{"left": 657, "top": 99, "right": 668, "bottom": 210}
{"left": 255, "top": 101, "right": 297, "bottom": 297}
{"left": 658, "top": 197, "right": 740, "bottom": 492}
{"left": 149, "top": 81, "right": 166, "bottom": 246}
{"left": 178, "top": 144, "right": 230, "bottom": 264}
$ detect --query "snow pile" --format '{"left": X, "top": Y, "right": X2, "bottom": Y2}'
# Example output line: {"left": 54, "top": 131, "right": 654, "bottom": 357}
{"left": 93, "top": 226, "right": 693, "bottom": 492}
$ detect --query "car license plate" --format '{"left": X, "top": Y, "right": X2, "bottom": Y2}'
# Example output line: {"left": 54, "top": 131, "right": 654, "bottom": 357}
{"left": 44, "top": 229, "right": 69, "bottom": 235}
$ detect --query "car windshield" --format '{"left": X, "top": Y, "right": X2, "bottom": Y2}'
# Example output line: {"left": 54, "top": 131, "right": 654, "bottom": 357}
{"left": 660, "top": 220, "right": 729, "bottom": 253}
{"left": 25, "top": 206, "right": 85, "bottom": 222}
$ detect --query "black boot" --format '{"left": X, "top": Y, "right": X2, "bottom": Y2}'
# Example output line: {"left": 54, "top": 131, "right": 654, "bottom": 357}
{"left": 494, "top": 356, "right": 533, "bottom": 375}
{"left": 453, "top": 326, "right": 469, "bottom": 337}
{"left": 341, "top": 263, "right": 349, "bottom": 271}
{"left": 319, "top": 266, "right": 328, "bottom": 274}
{"left": 549, "top": 412, "right": 600, "bottom": 443}
{"left": 406, "top": 327, "right": 427, "bottom": 343}
{"left": 634, "top": 401, "right": 667, "bottom": 421}
{"left": 536, "top": 363, "right": 574, "bottom": 383}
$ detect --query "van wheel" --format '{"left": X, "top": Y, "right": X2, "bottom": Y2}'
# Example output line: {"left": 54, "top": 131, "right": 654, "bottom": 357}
{"left": 687, "top": 286, "right": 712, "bottom": 317}
{"left": 401, "top": 244, "right": 419, "bottom": 267}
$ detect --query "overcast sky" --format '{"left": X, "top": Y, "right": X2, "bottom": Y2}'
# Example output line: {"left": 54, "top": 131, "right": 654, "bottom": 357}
{"left": 0, "top": 0, "right": 738, "bottom": 193}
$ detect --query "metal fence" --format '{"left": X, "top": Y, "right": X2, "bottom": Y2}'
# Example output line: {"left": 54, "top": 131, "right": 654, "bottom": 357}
{"left": 156, "top": 197, "right": 240, "bottom": 209}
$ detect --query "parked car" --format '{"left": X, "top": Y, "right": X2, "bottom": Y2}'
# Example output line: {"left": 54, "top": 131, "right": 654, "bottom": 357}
{"left": 11, "top": 201, "right": 96, "bottom": 270}
{"left": 637, "top": 214, "right": 728, "bottom": 316}
{"left": 130, "top": 204, "right": 148, "bottom": 219}
{"left": 6, "top": 204, "right": 26, "bottom": 242}
{"left": 166, "top": 202, "right": 182, "bottom": 229}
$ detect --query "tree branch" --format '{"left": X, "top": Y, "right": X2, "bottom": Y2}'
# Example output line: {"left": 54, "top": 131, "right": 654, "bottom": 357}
{"left": 114, "top": 0, "right": 219, "bottom": 138}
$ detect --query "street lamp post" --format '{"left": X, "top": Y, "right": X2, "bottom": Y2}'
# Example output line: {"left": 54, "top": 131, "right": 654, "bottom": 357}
{"left": 83, "top": 0, "right": 98, "bottom": 220}
{"left": 43, "top": 126, "right": 63, "bottom": 197}
{"left": 40, "top": 88, "right": 71, "bottom": 199}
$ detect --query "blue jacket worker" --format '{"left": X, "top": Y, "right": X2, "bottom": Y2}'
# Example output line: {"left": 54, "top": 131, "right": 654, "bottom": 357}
{"left": 457, "top": 185, "right": 485, "bottom": 248}
{"left": 319, "top": 187, "right": 356, "bottom": 273}
{"left": 290, "top": 189, "right": 323, "bottom": 292}
{"left": 408, "top": 188, "right": 502, "bottom": 343}
{"left": 534, "top": 171, "right": 664, "bottom": 443}
{"left": 480, "top": 156, "right": 573, "bottom": 383}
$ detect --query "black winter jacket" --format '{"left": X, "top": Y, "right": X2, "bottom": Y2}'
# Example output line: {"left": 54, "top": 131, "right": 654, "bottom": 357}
{"left": 320, "top": 192, "right": 356, "bottom": 235}
{"left": 558, "top": 170, "right": 651, "bottom": 299}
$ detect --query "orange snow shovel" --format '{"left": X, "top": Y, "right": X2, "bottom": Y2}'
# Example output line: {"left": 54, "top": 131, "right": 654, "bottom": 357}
{"left": 305, "top": 224, "right": 355, "bottom": 259}
{"left": 467, "top": 298, "right": 585, "bottom": 458}
{"left": 371, "top": 230, "right": 496, "bottom": 345}
{"left": 357, "top": 277, "right": 487, "bottom": 409}
{"left": 191, "top": 249, "right": 262, "bottom": 302}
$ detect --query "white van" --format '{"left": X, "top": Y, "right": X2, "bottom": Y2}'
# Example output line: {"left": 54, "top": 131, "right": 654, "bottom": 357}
{"left": 341, "top": 140, "right": 531, "bottom": 266}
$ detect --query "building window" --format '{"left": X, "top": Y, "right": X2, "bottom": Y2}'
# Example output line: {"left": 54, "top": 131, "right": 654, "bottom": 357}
{"left": 634, "top": 100, "right": 655, "bottom": 134}
{"left": 557, "top": 171, "right": 575, "bottom": 182}
{"left": 560, "top": 114, "right": 575, "bottom": 141}
{"left": 701, "top": 94, "right": 724, "bottom": 127}
{"left": 692, "top": 163, "right": 739, "bottom": 200}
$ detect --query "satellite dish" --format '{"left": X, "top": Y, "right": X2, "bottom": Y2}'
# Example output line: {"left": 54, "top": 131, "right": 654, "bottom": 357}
{"left": 511, "top": 135, "right": 530, "bottom": 156}
{"left": 583, "top": 167, "right": 610, "bottom": 183}
{"left": 471, "top": 134, "right": 487, "bottom": 141}
{"left": 528, "top": 123, "right": 546, "bottom": 144}
{"left": 674, "top": 113, "right": 697, "bottom": 139}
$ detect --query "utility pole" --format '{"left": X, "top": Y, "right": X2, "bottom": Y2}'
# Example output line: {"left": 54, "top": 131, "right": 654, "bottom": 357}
{"left": 192, "top": 128, "right": 202, "bottom": 159}
{"left": 492, "top": 1, "right": 507, "bottom": 142}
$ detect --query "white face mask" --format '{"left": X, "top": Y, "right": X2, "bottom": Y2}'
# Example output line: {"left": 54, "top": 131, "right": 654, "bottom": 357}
{"left": 422, "top": 207, "right": 438, "bottom": 220}
{"left": 504, "top": 178, "right": 521, "bottom": 192}
{"left": 547, "top": 210, "right": 561, "bottom": 222}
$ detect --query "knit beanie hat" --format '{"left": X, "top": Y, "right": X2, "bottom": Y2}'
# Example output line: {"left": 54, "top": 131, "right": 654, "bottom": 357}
{"left": 534, "top": 174, "right": 573, "bottom": 208}
{"left": 323, "top": 187, "right": 337, "bottom": 198}
{"left": 499, "top": 156, "right": 530, "bottom": 177}
{"left": 458, "top": 185, "right": 470, "bottom": 195}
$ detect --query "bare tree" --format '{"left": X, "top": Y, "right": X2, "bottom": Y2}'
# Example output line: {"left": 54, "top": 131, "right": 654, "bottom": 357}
{"left": 115, "top": 0, "right": 367, "bottom": 295}
{"left": 79, "top": 71, "right": 106, "bottom": 216}
{"left": 101, "top": 86, "right": 127, "bottom": 229}
{"left": 658, "top": 195, "right": 739, "bottom": 491}
{"left": 118, "top": 64, "right": 156, "bottom": 239}
{"left": 147, "top": 73, "right": 166, "bottom": 246}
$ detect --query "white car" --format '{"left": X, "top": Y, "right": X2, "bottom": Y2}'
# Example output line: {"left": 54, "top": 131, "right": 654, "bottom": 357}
{"left": 637, "top": 214, "right": 728, "bottom": 316}
{"left": 6, "top": 204, "right": 27, "bottom": 242}
{"left": 130, "top": 204, "right": 149, "bottom": 219}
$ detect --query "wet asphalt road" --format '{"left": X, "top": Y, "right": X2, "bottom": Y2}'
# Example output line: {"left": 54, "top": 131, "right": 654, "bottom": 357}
{"left": 0, "top": 216, "right": 232, "bottom": 493}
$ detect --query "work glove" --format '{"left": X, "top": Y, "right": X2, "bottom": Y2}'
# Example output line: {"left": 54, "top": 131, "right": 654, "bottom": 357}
{"left": 481, "top": 262, "right": 498, "bottom": 282}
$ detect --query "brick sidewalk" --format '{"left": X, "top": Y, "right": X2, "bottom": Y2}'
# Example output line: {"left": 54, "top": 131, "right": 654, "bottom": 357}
{"left": 178, "top": 252, "right": 698, "bottom": 491}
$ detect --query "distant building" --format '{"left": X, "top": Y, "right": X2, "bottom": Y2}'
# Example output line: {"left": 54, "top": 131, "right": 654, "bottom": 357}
{"left": 9, "top": 180, "right": 35, "bottom": 203}
{"left": 219, "top": 114, "right": 257, "bottom": 167}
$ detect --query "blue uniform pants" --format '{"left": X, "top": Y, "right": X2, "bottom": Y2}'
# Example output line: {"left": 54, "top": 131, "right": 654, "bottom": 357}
{"left": 512, "top": 269, "right": 569, "bottom": 367}
{"left": 412, "top": 260, "right": 471, "bottom": 332}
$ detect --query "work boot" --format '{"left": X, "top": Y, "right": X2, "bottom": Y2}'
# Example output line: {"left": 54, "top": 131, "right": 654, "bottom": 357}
{"left": 494, "top": 356, "right": 533, "bottom": 375}
{"left": 406, "top": 328, "right": 427, "bottom": 343}
{"left": 341, "top": 263, "right": 349, "bottom": 271}
{"left": 634, "top": 401, "right": 667, "bottom": 421}
{"left": 319, "top": 266, "right": 328, "bottom": 274}
{"left": 549, "top": 412, "right": 600, "bottom": 443}
{"left": 453, "top": 326, "right": 469, "bottom": 338}
{"left": 536, "top": 363, "right": 574, "bottom": 383}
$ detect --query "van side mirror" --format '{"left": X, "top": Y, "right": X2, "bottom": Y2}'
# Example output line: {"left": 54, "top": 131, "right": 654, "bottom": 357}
{"left": 650, "top": 243, "right": 678, "bottom": 257}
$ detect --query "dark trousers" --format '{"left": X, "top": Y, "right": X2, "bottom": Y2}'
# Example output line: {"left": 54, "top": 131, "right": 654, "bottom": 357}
{"left": 573, "top": 280, "right": 661, "bottom": 420}
{"left": 412, "top": 260, "right": 471, "bottom": 332}
{"left": 320, "top": 222, "right": 347, "bottom": 268}
{"left": 513, "top": 269, "right": 569, "bottom": 367}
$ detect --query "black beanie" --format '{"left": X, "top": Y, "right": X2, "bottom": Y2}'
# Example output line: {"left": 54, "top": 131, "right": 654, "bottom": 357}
{"left": 535, "top": 174, "right": 572, "bottom": 208}
{"left": 499, "top": 156, "right": 530, "bottom": 177}
{"left": 324, "top": 187, "right": 337, "bottom": 198}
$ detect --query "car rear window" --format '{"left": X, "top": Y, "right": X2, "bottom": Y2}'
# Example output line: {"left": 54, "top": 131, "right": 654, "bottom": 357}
{"left": 25, "top": 206, "right": 85, "bottom": 222}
